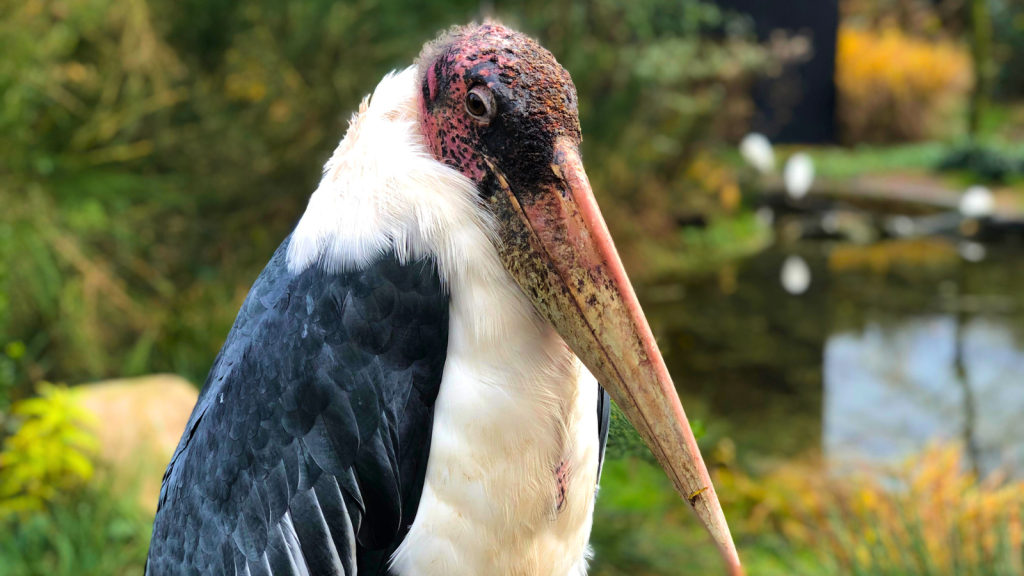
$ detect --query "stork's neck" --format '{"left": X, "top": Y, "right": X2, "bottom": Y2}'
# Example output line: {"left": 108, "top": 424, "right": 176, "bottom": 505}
{"left": 390, "top": 181, "right": 599, "bottom": 576}
{"left": 286, "top": 67, "right": 491, "bottom": 286}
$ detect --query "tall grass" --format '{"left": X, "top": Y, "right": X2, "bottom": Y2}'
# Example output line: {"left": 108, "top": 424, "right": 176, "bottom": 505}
{"left": 0, "top": 0, "right": 768, "bottom": 403}
{"left": 1, "top": 394, "right": 1019, "bottom": 576}
{"left": 595, "top": 407, "right": 1024, "bottom": 575}
{"left": 0, "top": 385, "right": 151, "bottom": 576}
{"left": 0, "top": 482, "right": 152, "bottom": 576}
{"left": 735, "top": 445, "right": 1024, "bottom": 576}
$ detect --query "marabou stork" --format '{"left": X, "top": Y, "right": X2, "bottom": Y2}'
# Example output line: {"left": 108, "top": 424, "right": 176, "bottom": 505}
{"left": 147, "top": 23, "right": 740, "bottom": 576}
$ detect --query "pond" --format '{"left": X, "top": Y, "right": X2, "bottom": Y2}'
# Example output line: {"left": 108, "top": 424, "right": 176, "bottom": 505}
{"left": 641, "top": 236, "right": 1024, "bottom": 477}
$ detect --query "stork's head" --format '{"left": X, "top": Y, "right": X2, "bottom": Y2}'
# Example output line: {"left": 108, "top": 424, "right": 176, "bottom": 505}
{"left": 418, "top": 23, "right": 579, "bottom": 189}
{"left": 418, "top": 23, "right": 742, "bottom": 574}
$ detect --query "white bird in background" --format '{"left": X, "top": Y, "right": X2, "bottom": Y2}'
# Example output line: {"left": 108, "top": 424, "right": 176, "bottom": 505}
{"left": 739, "top": 133, "right": 776, "bottom": 174}
{"left": 784, "top": 152, "right": 815, "bottom": 200}
{"left": 959, "top": 185, "right": 995, "bottom": 219}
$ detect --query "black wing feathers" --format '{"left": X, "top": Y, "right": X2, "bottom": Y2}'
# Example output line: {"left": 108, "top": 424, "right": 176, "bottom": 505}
{"left": 147, "top": 237, "right": 449, "bottom": 576}
{"left": 596, "top": 385, "right": 611, "bottom": 483}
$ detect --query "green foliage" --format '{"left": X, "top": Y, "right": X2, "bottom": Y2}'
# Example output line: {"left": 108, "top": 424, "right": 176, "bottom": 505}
{"left": 795, "top": 142, "right": 952, "bottom": 180}
{"left": 605, "top": 400, "right": 707, "bottom": 463}
{"left": 0, "top": 341, "right": 20, "bottom": 413}
{"left": 591, "top": 458, "right": 726, "bottom": 575}
{"left": 993, "top": 0, "right": 1024, "bottom": 98}
{"left": 0, "top": 381, "right": 148, "bottom": 575}
{"left": 0, "top": 482, "right": 152, "bottom": 576}
{"left": 784, "top": 137, "right": 1024, "bottom": 183}
{"left": 605, "top": 401, "right": 657, "bottom": 463}
{"left": 676, "top": 213, "right": 772, "bottom": 271}
{"left": 0, "top": 383, "right": 98, "bottom": 516}
{"left": 521, "top": 2, "right": 767, "bottom": 249}
{"left": 938, "top": 142, "right": 1024, "bottom": 183}
{"left": 593, "top": 441, "right": 1024, "bottom": 576}
{"left": 0, "top": 0, "right": 765, "bottom": 401}
{"left": 592, "top": 455, "right": 797, "bottom": 576}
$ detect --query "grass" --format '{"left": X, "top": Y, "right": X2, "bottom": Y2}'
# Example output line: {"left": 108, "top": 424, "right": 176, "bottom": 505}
{"left": 797, "top": 140, "right": 1024, "bottom": 188}
{"left": 1, "top": 412, "right": 1021, "bottom": 576}
{"left": 591, "top": 442, "right": 1024, "bottom": 575}
{"left": 0, "top": 482, "right": 152, "bottom": 576}
{"left": 717, "top": 103, "right": 1024, "bottom": 194}
{"left": 800, "top": 142, "right": 952, "bottom": 180}
{"left": 590, "top": 457, "right": 800, "bottom": 576}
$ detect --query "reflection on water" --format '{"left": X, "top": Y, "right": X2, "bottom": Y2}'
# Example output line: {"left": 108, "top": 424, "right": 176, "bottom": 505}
{"left": 642, "top": 240, "right": 1024, "bottom": 476}
{"left": 825, "top": 316, "right": 1024, "bottom": 475}
{"left": 780, "top": 255, "right": 811, "bottom": 295}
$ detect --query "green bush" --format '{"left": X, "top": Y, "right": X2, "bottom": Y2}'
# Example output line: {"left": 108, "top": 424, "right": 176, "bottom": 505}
{"left": 0, "top": 0, "right": 765, "bottom": 403}
{"left": 0, "top": 383, "right": 97, "bottom": 516}
{"left": 0, "top": 483, "right": 152, "bottom": 576}
{"left": 993, "top": 0, "right": 1024, "bottom": 98}
{"left": 938, "top": 142, "right": 1024, "bottom": 183}
{"left": 0, "top": 381, "right": 149, "bottom": 576}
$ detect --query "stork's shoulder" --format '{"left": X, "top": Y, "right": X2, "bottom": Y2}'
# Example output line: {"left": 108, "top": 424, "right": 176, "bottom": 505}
{"left": 147, "top": 236, "right": 450, "bottom": 576}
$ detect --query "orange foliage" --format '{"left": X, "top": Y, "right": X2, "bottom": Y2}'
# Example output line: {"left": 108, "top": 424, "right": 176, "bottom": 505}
{"left": 715, "top": 443, "right": 1024, "bottom": 572}
{"left": 836, "top": 25, "right": 973, "bottom": 143}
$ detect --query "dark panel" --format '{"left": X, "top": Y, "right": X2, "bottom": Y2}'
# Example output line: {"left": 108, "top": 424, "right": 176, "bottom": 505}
{"left": 715, "top": 0, "right": 839, "bottom": 143}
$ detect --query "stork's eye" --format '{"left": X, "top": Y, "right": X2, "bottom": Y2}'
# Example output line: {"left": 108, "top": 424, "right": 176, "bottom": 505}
{"left": 465, "top": 86, "right": 495, "bottom": 123}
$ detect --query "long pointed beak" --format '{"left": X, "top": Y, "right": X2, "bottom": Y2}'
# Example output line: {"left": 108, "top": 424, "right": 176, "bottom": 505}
{"left": 488, "top": 137, "right": 742, "bottom": 574}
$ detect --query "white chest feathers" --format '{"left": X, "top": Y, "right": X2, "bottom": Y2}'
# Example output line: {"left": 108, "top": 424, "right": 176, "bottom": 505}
{"left": 391, "top": 268, "right": 602, "bottom": 576}
{"left": 286, "top": 67, "right": 602, "bottom": 575}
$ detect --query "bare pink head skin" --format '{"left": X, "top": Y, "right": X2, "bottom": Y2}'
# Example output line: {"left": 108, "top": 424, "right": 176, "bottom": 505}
{"left": 419, "top": 23, "right": 579, "bottom": 189}
{"left": 417, "top": 23, "right": 742, "bottom": 574}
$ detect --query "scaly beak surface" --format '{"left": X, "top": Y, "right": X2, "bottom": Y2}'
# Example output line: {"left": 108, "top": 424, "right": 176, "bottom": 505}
{"left": 489, "top": 137, "right": 742, "bottom": 575}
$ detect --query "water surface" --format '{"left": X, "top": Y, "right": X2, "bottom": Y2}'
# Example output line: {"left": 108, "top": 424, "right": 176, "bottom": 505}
{"left": 641, "top": 240, "right": 1024, "bottom": 476}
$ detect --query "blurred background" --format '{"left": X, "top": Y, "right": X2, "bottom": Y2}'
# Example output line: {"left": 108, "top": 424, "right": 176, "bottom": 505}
{"left": 2, "top": 0, "right": 1024, "bottom": 574}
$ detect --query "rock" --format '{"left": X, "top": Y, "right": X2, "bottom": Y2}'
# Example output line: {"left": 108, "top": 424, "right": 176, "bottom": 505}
{"left": 75, "top": 374, "right": 198, "bottom": 514}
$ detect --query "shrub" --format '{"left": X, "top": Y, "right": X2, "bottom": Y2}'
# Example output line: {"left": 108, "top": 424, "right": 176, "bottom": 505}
{"left": 938, "top": 143, "right": 1024, "bottom": 183}
{"left": 0, "top": 482, "right": 152, "bottom": 576}
{"left": 836, "top": 25, "right": 973, "bottom": 143}
{"left": 0, "top": 0, "right": 767, "bottom": 401}
{"left": 0, "top": 382, "right": 98, "bottom": 516}
{"left": 993, "top": 0, "right": 1024, "bottom": 99}
{"left": 807, "top": 446, "right": 1024, "bottom": 574}
{"left": 715, "top": 444, "right": 1024, "bottom": 575}
{"left": 0, "top": 381, "right": 151, "bottom": 575}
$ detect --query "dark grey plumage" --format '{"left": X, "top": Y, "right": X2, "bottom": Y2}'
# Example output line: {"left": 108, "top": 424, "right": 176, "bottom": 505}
{"left": 146, "top": 237, "right": 449, "bottom": 576}
{"left": 597, "top": 386, "right": 611, "bottom": 481}
{"left": 146, "top": 235, "right": 613, "bottom": 576}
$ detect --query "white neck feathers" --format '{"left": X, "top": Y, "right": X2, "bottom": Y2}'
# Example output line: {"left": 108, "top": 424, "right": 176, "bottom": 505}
{"left": 286, "top": 67, "right": 498, "bottom": 290}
